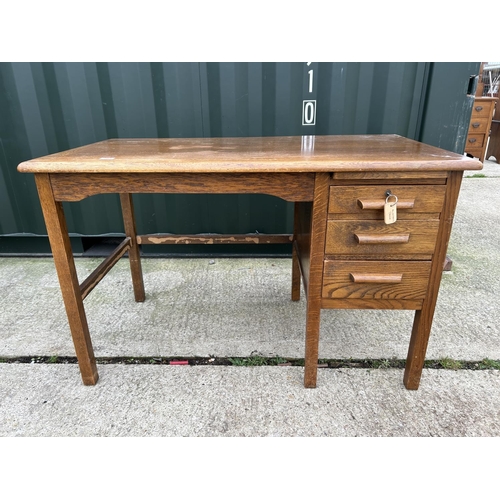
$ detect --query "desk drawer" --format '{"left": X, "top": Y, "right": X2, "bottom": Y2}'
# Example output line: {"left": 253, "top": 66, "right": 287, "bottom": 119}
{"left": 468, "top": 118, "right": 489, "bottom": 134}
{"left": 465, "top": 146, "right": 483, "bottom": 160}
{"left": 466, "top": 134, "right": 485, "bottom": 148}
{"left": 471, "top": 102, "right": 493, "bottom": 118}
{"left": 322, "top": 260, "right": 431, "bottom": 300}
{"left": 325, "top": 220, "right": 439, "bottom": 258}
{"left": 328, "top": 185, "right": 446, "bottom": 219}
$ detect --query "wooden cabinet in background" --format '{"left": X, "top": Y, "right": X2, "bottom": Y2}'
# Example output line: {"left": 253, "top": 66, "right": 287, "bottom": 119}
{"left": 465, "top": 97, "right": 498, "bottom": 162}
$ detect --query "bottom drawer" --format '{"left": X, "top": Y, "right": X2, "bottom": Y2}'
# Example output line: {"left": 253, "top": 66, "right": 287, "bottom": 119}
{"left": 465, "top": 146, "right": 484, "bottom": 159}
{"left": 322, "top": 260, "right": 431, "bottom": 301}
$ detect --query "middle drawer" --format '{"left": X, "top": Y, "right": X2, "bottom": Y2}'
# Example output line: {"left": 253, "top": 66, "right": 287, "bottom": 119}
{"left": 468, "top": 117, "right": 489, "bottom": 134}
{"left": 325, "top": 220, "right": 439, "bottom": 259}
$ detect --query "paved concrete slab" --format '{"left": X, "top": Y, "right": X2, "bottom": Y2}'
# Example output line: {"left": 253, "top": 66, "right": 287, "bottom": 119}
{"left": 1, "top": 364, "right": 499, "bottom": 436}
{"left": 1, "top": 249, "right": 499, "bottom": 361}
{"left": 466, "top": 159, "right": 500, "bottom": 177}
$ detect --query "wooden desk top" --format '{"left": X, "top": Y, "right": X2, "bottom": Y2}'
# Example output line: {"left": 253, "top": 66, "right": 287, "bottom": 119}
{"left": 18, "top": 135, "right": 482, "bottom": 174}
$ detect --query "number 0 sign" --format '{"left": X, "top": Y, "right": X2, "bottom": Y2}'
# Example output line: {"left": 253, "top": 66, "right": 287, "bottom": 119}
{"left": 302, "top": 100, "right": 316, "bottom": 126}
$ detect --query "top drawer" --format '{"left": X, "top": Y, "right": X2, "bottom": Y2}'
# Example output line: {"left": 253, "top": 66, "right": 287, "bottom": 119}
{"left": 471, "top": 102, "right": 493, "bottom": 118}
{"left": 328, "top": 185, "right": 446, "bottom": 219}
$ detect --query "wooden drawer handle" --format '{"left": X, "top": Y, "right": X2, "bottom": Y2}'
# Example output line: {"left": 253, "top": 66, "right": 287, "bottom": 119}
{"left": 354, "top": 233, "right": 410, "bottom": 244}
{"left": 357, "top": 199, "right": 415, "bottom": 210}
{"left": 349, "top": 273, "right": 403, "bottom": 284}
{"left": 472, "top": 122, "right": 481, "bottom": 128}
{"left": 475, "top": 106, "right": 483, "bottom": 112}
{"left": 468, "top": 138, "right": 477, "bottom": 143}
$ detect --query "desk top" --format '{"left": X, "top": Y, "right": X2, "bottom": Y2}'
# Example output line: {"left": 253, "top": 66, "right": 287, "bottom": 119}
{"left": 18, "top": 135, "right": 482, "bottom": 174}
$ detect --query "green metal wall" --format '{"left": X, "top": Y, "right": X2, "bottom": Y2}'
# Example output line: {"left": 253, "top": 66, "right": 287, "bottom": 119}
{"left": 0, "top": 62, "right": 480, "bottom": 254}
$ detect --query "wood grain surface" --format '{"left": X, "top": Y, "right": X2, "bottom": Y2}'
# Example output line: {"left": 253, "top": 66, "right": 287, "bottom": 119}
{"left": 404, "top": 171, "right": 465, "bottom": 389}
{"left": 34, "top": 174, "right": 98, "bottom": 385}
{"left": 328, "top": 185, "right": 446, "bottom": 218}
{"left": 322, "top": 260, "right": 431, "bottom": 301}
{"left": 49, "top": 172, "right": 315, "bottom": 202}
{"left": 303, "top": 173, "right": 330, "bottom": 388}
{"left": 17, "top": 135, "right": 482, "bottom": 173}
{"left": 324, "top": 220, "right": 440, "bottom": 258}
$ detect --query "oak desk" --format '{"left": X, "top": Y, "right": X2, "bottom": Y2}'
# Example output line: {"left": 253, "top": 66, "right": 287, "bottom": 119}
{"left": 17, "top": 135, "right": 482, "bottom": 389}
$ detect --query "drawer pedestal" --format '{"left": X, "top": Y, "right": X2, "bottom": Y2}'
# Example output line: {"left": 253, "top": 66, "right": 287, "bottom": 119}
{"left": 295, "top": 170, "right": 464, "bottom": 390}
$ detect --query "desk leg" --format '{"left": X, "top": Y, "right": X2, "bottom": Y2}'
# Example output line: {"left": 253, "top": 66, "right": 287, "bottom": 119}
{"left": 404, "top": 310, "right": 432, "bottom": 389}
{"left": 304, "top": 174, "right": 329, "bottom": 388}
{"left": 291, "top": 203, "right": 301, "bottom": 302}
{"left": 404, "top": 171, "right": 463, "bottom": 389}
{"left": 120, "top": 194, "right": 145, "bottom": 302}
{"left": 35, "top": 174, "right": 98, "bottom": 385}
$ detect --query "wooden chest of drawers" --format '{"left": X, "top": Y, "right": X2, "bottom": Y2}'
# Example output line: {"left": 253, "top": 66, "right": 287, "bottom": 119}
{"left": 465, "top": 97, "right": 498, "bottom": 161}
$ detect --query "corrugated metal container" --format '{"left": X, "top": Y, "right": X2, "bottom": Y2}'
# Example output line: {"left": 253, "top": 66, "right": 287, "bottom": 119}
{"left": 0, "top": 62, "right": 480, "bottom": 255}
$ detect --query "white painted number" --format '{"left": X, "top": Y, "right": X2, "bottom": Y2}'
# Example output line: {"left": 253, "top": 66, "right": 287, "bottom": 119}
{"left": 302, "top": 100, "right": 316, "bottom": 126}
{"left": 303, "top": 63, "right": 316, "bottom": 127}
